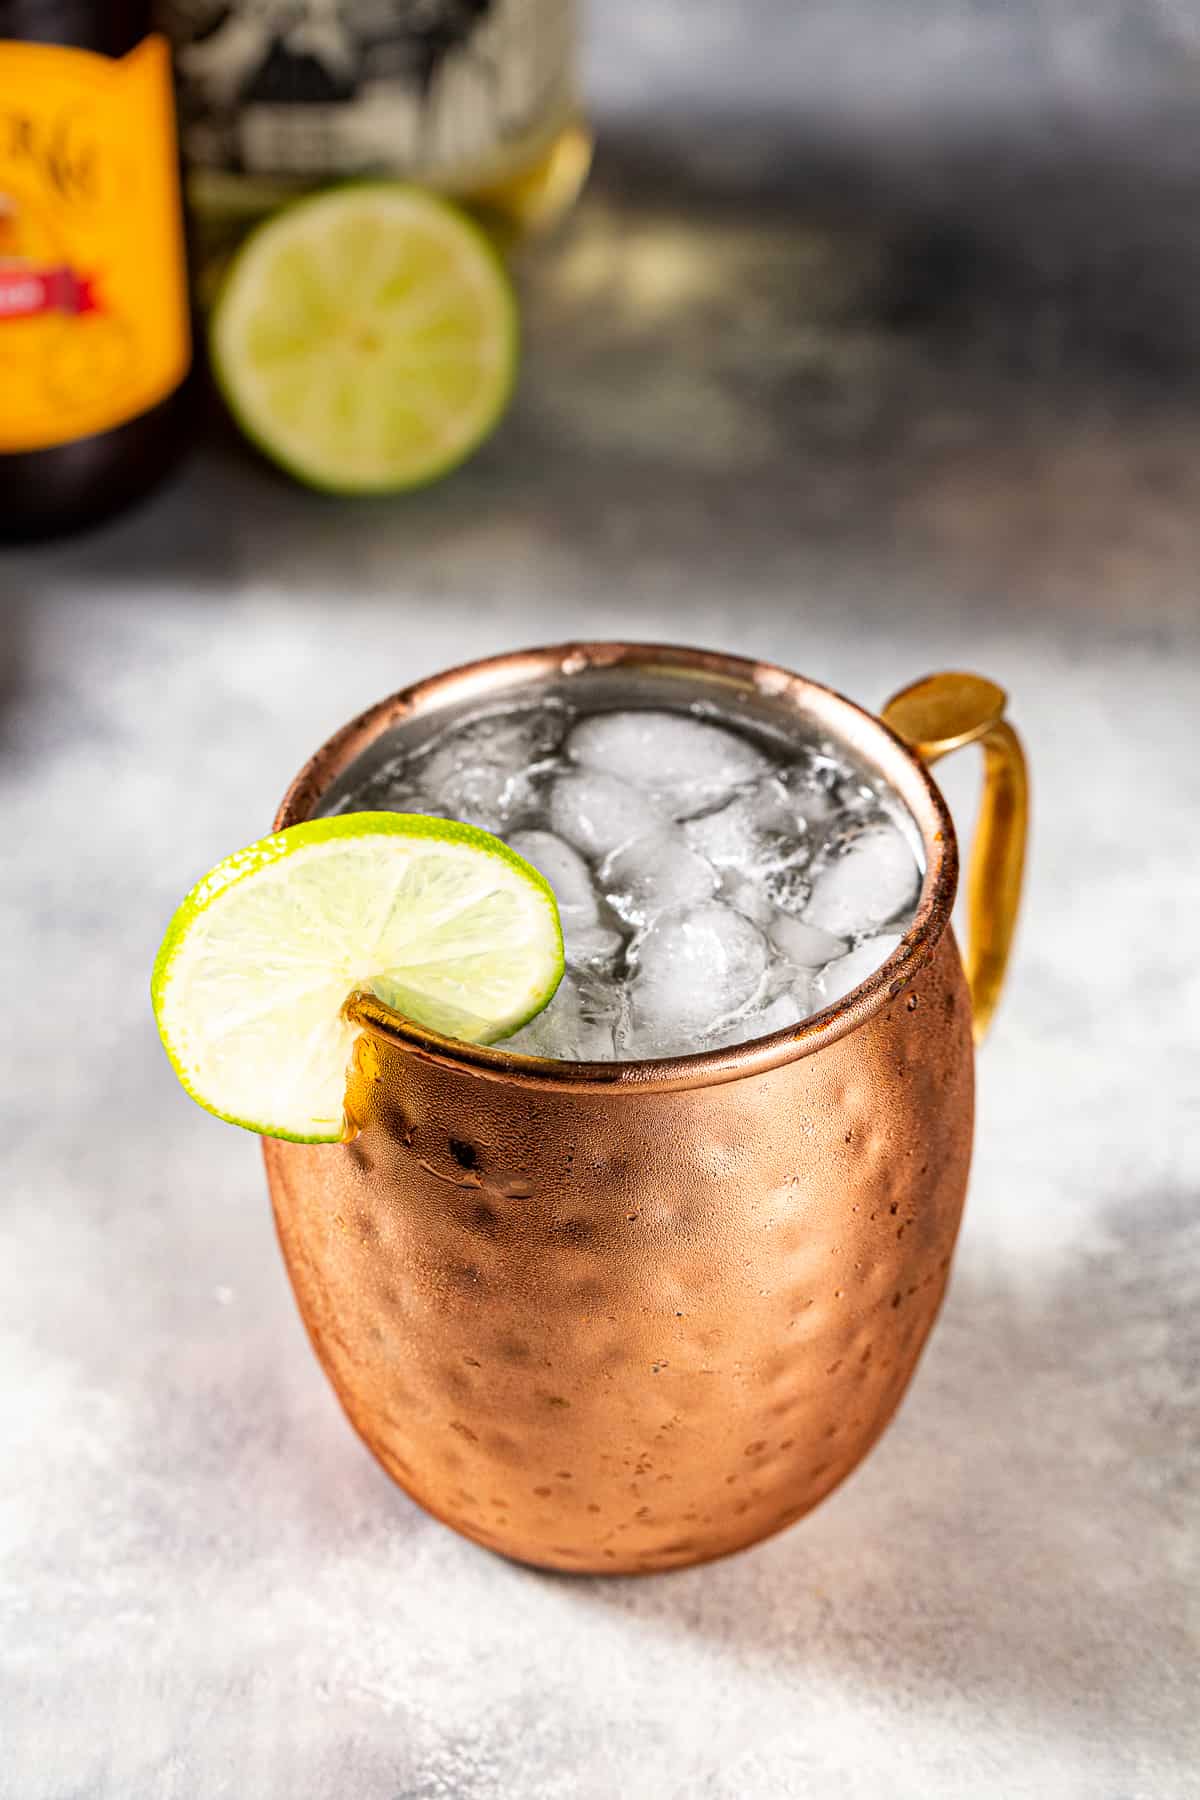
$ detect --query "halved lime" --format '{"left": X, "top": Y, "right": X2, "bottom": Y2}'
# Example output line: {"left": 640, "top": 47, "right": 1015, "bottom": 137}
{"left": 152, "top": 814, "right": 563, "bottom": 1143}
{"left": 210, "top": 184, "right": 518, "bottom": 493}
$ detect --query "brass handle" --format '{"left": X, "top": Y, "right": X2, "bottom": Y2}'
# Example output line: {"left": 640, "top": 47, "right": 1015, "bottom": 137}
{"left": 882, "top": 672, "right": 1029, "bottom": 1043}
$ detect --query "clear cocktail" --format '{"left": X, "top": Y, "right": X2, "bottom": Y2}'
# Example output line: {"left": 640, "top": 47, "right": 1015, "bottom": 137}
{"left": 324, "top": 691, "right": 924, "bottom": 1060}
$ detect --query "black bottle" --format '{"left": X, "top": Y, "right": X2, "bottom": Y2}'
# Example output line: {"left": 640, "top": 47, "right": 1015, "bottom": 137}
{"left": 0, "top": 1, "right": 192, "bottom": 539}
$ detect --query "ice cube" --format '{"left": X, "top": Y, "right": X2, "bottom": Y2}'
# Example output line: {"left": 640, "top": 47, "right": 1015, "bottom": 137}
{"left": 567, "top": 710, "right": 769, "bottom": 817}
{"left": 722, "top": 874, "right": 776, "bottom": 927}
{"left": 791, "top": 970, "right": 816, "bottom": 1018}
{"left": 789, "top": 783, "right": 837, "bottom": 834}
{"left": 564, "top": 923, "right": 624, "bottom": 969}
{"left": 502, "top": 974, "right": 618, "bottom": 1061}
{"left": 763, "top": 860, "right": 812, "bottom": 917}
{"left": 507, "top": 829, "right": 598, "bottom": 923}
{"left": 709, "top": 991, "right": 805, "bottom": 1049}
{"left": 768, "top": 912, "right": 846, "bottom": 968}
{"left": 625, "top": 902, "right": 767, "bottom": 1053}
{"left": 683, "top": 777, "right": 801, "bottom": 871}
{"left": 818, "top": 933, "right": 904, "bottom": 1006}
{"left": 548, "top": 771, "right": 665, "bottom": 859}
{"left": 803, "top": 824, "right": 920, "bottom": 936}
{"left": 602, "top": 830, "right": 717, "bottom": 925}
{"left": 415, "top": 706, "right": 564, "bottom": 832}
{"left": 835, "top": 774, "right": 879, "bottom": 813}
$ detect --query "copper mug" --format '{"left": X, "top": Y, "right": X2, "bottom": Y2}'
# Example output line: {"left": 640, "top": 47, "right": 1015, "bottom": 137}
{"left": 264, "top": 644, "right": 1028, "bottom": 1574}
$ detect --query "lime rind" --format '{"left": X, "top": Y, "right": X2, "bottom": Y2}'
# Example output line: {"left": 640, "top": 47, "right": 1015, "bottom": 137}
{"left": 152, "top": 813, "right": 564, "bottom": 1143}
{"left": 209, "top": 183, "right": 518, "bottom": 495}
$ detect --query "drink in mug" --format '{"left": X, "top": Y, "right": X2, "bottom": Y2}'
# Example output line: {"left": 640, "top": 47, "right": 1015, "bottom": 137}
{"left": 259, "top": 644, "right": 1026, "bottom": 1573}
{"left": 323, "top": 690, "right": 926, "bottom": 1061}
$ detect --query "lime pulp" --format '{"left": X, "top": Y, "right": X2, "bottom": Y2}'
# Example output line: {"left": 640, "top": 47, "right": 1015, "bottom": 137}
{"left": 209, "top": 184, "right": 518, "bottom": 494}
{"left": 152, "top": 813, "right": 563, "bottom": 1142}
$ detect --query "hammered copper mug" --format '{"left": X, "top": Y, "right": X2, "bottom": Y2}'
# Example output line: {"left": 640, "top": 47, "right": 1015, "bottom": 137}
{"left": 264, "top": 643, "right": 1028, "bottom": 1574}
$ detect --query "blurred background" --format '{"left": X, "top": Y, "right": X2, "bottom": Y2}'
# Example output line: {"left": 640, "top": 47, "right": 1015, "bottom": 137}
{"left": 3, "top": 3, "right": 1198, "bottom": 1796}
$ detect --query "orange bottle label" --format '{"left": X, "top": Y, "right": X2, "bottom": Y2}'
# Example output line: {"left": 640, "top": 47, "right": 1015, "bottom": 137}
{"left": 0, "top": 35, "right": 190, "bottom": 452}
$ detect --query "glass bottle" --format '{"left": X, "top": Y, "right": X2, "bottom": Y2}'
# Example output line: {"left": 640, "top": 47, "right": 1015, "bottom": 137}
{"left": 159, "top": 0, "right": 590, "bottom": 279}
{"left": 0, "top": 0, "right": 193, "bottom": 538}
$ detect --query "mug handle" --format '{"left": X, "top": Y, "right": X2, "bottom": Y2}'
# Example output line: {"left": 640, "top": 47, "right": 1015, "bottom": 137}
{"left": 882, "top": 672, "right": 1029, "bottom": 1043}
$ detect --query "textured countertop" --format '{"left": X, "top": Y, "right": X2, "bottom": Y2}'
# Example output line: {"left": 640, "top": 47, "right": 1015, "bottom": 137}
{"left": 3, "top": 5, "right": 1198, "bottom": 1795}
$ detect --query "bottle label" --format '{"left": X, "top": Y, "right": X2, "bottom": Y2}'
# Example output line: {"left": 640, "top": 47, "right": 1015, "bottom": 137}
{"left": 0, "top": 36, "right": 190, "bottom": 453}
{"left": 163, "top": 0, "right": 574, "bottom": 198}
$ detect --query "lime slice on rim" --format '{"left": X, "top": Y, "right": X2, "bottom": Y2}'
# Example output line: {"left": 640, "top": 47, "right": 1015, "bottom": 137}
{"left": 210, "top": 184, "right": 518, "bottom": 493}
{"left": 152, "top": 814, "right": 563, "bottom": 1143}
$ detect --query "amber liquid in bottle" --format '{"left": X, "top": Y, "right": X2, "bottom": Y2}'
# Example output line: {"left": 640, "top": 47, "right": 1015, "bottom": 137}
{"left": 0, "top": 1, "right": 192, "bottom": 539}
{"left": 158, "top": 0, "right": 590, "bottom": 289}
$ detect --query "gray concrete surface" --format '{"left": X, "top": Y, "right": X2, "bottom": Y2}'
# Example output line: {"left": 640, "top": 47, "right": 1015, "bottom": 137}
{"left": 2, "top": 3, "right": 1198, "bottom": 1794}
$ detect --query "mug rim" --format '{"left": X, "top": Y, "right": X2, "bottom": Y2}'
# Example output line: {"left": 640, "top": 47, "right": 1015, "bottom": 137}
{"left": 274, "top": 641, "right": 960, "bottom": 1093}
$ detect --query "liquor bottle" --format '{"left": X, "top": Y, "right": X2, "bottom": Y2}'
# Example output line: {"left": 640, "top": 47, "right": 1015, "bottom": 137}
{"left": 158, "top": 0, "right": 590, "bottom": 266}
{"left": 0, "top": 2, "right": 193, "bottom": 538}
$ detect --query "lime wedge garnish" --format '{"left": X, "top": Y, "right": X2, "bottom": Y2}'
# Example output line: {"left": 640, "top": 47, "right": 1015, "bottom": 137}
{"left": 151, "top": 814, "right": 563, "bottom": 1143}
{"left": 209, "top": 184, "right": 518, "bottom": 493}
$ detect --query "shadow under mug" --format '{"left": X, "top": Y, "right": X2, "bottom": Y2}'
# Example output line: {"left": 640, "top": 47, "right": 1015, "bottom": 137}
{"left": 264, "top": 643, "right": 1028, "bottom": 1574}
